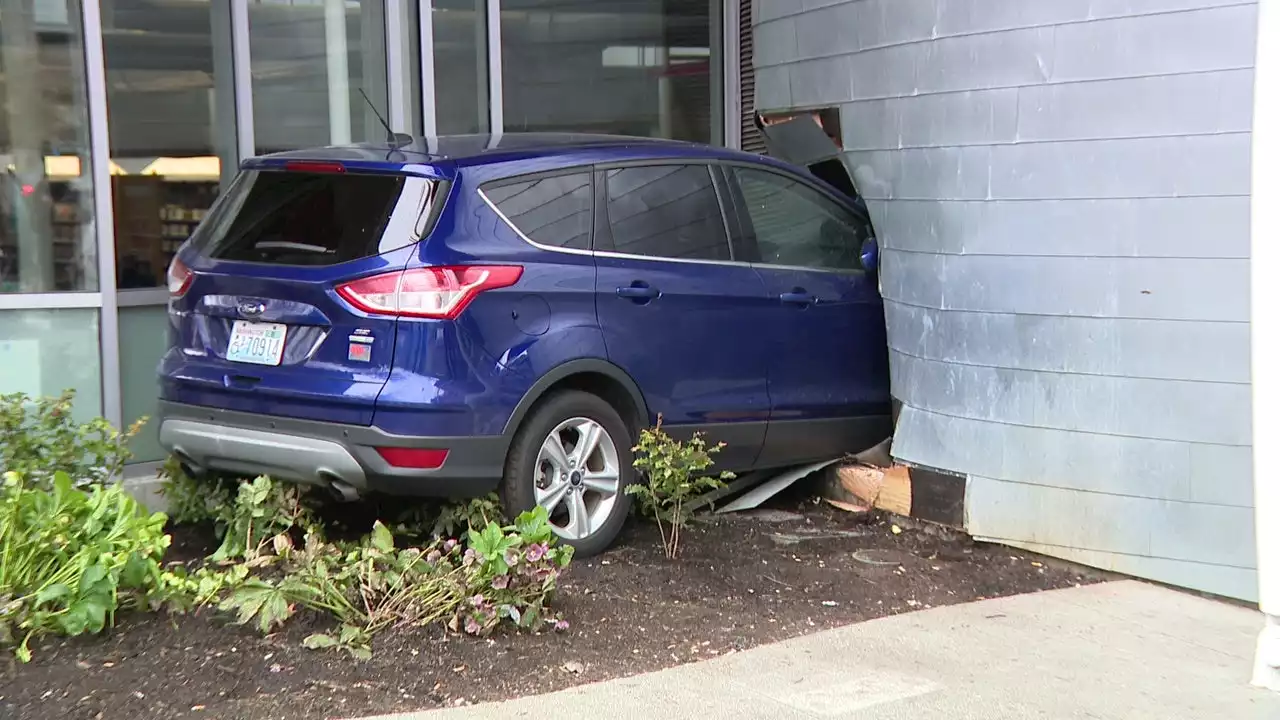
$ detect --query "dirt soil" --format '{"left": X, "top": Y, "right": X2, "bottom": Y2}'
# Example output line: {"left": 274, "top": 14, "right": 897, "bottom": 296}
{"left": 1, "top": 496, "right": 1101, "bottom": 720}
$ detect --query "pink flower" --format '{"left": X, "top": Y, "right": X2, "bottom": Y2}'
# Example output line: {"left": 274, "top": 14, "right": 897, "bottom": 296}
{"left": 526, "top": 543, "right": 549, "bottom": 562}
{"left": 491, "top": 575, "right": 510, "bottom": 590}
{"left": 470, "top": 594, "right": 486, "bottom": 608}
{"left": 443, "top": 538, "right": 459, "bottom": 553}
{"left": 553, "top": 619, "right": 570, "bottom": 632}
{"left": 464, "top": 616, "right": 482, "bottom": 635}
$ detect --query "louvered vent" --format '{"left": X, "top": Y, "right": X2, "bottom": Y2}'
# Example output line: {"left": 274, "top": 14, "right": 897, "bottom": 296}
{"left": 740, "top": 0, "right": 766, "bottom": 154}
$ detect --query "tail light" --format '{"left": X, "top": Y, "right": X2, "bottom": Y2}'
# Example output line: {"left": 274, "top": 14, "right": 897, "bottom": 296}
{"left": 167, "top": 257, "right": 193, "bottom": 298}
{"left": 336, "top": 266, "right": 523, "bottom": 320}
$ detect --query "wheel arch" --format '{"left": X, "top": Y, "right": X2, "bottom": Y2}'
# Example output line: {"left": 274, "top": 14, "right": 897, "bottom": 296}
{"left": 502, "top": 359, "right": 650, "bottom": 438}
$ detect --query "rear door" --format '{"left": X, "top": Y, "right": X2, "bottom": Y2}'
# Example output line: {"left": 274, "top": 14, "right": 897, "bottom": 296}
{"left": 162, "top": 163, "right": 438, "bottom": 425}
{"left": 593, "top": 162, "right": 771, "bottom": 471}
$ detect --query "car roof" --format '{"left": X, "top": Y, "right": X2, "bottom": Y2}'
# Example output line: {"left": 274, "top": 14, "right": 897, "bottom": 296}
{"left": 244, "top": 132, "right": 794, "bottom": 179}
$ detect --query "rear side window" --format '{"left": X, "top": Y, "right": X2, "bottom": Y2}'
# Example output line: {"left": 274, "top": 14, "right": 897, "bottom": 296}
{"left": 483, "top": 172, "right": 593, "bottom": 250}
{"left": 603, "top": 164, "right": 730, "bottom": 261}
{"left": 193, "top": 170, "right": 407, "bottom": 266}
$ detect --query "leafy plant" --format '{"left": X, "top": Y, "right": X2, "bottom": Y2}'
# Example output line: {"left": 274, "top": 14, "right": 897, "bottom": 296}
{"left": 0, "top": 471, "right": 176, "bottom": 661}
{"left": 210, "top": 475, "right": 320, "bottom": 562}
{"left": 428, "top": 493, "right": 505, "bottom": 539}
{"left": 0, "top": 390, "right": 144, "bottom": 489}
{"left": 158, "top": 457, "right": 233, "bottom": 526}
{"left": 220, "top": 507, "right": 573, "bottom": 658}
{"left": 627, "top": 417, "right": 734, "bottom": 559}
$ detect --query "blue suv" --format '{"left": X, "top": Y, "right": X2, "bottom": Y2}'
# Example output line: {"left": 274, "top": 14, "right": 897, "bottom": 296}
{"left": 157, "top": 133, "right": 891, "bottom": 555}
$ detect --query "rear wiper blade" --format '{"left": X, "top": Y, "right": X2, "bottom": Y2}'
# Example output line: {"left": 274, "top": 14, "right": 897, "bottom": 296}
{"left": 253, "top": 241, "right": 332, "bottom": 254}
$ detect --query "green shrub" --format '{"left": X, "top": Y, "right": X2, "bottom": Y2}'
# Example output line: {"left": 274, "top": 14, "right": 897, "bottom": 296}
{"left": 219, "top": 505, "right": 573, "bottom": 658}
{"left": 0, "top": 391, "right": 143, "bottom": 489}
{"left": 391, "top": 493, "right": 506, "bottom": 540}
{"left": 0, "top": 471, "right": 175, "bottom": 662}
{"left": 210, "top": 474, "right": 321, "bottom": 562}
{"left": 158, "top": 457, "right": 233, "bottom": 527}
{"left": 627, "top": 417, "right": 734, "bottom": 558}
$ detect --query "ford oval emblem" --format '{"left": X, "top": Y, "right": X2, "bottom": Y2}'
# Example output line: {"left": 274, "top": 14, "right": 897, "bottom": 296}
{"left": 238, "top": 301, "right": 266, "bottom": 318}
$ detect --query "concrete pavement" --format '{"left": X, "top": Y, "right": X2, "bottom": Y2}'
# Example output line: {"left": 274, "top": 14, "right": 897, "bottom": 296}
{"left": 361, "top": 581, "right": 1280, "bottom": 720}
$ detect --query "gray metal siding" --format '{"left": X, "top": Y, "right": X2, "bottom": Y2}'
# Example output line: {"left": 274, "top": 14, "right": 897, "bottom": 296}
{"left": 753, "top": 0, "right": 1258, "bottom": 599}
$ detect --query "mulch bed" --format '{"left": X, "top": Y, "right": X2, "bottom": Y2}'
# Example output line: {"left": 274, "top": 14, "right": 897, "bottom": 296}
{"left": 0, "top": 493, "right": 1101, "bottom": 720}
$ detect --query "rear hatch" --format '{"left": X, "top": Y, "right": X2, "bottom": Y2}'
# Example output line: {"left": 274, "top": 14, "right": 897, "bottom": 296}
{"left": 163, "top": 159, "right": 443, "bottom": 425}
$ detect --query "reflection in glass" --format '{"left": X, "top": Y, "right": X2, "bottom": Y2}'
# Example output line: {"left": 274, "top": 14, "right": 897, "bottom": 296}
{"left": 249, "top": 0, "right": 389, "bottom": 154}
{"left": 105, "top": 0, "right": 227, "bottom": 289}
{"left": 0, "top": 308, "right": 102, "bottom": 421}
{"left": 501, "top": 0, "right": 716, "bottom": 142}
{"left": 0, "top": 0, "right": 97, "bottom": 292}
{"left": 432, "top": 0, "right": 487, "bottom": 135}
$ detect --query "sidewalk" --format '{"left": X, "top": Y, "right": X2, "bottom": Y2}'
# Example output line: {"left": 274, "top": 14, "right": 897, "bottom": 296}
{"left": 360, "top": 581, "right": 1280, "bottom": 720}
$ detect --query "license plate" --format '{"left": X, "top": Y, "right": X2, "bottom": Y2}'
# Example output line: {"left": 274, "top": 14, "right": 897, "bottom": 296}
{"left": 227, "top": 320, "right": 288, "bottom": 366}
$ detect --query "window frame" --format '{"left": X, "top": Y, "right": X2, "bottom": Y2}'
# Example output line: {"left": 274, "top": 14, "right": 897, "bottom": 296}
{"left": 593, "top": 159, "right": 738, "bottom": 265}
{"left": 478, "top": 165, "right": 597, "bottom": 254}
{"left": 719, "top": 160, "right": 873, "bottom": 276}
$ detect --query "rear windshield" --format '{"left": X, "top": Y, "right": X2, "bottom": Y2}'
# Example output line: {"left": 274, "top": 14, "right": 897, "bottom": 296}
{"left": 193, "top": 170, "right": 407, "bottom": 266}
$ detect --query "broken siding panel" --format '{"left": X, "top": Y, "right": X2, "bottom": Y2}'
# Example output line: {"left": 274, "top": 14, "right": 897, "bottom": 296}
{"left": 754, "top": 0, "right": 1258, "bottom": 599}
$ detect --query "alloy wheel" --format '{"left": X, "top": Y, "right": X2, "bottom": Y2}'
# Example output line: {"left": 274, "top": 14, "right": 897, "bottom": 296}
{"left": 533, "top": 417, "right": 622, "bottom": 541}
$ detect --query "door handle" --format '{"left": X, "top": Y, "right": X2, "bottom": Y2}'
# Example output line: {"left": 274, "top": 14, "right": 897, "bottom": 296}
{"left": 616, "top": 282, "right": 660, "bottom": 303}
{"left": 779, "top": 290, "right": 818, "bottom": 307}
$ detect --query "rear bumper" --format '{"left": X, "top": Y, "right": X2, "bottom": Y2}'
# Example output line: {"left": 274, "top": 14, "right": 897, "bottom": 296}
{"left": 157, "top": 401, "right": 506, "bottom": 498}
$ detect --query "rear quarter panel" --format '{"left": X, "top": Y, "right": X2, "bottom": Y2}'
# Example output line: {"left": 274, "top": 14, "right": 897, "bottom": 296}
{"left": 372, "top": 171, "right": 609, "bottom": 438}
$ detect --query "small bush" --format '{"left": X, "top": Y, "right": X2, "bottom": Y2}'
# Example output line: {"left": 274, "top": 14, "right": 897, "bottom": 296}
{"left": 401, "top": 493, "right": 505, "bottom": 539}
{"left": 158, "top": 457, "right": 233, "bottom": 527}
{"left": 628, "top": 417, "right": 734, "bottom": 558}
{"left": 219, "top": 503, "right": 573, "bottom": 658}
{"left": 0, "top": 391, "right": 143, "bottom": 488}
{"left": 209, "top": 475, "right": 320, "bottom": 562}
{"left": 0, "top": 471, "right": 175, "bottom": 662}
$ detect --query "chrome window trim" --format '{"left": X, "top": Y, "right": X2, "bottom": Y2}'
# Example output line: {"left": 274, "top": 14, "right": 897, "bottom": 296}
{"left": 478, "top": 185, "right": 861, "bottom": 276}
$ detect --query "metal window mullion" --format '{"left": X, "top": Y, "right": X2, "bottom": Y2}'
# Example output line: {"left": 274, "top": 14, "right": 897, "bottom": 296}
{"left": 420, "top": 0, "right": 437, "bottom": 137}
{"left": 81, "top": 0, "right": 121, "bottom": 427}
{"left": 486, "top": 0, "right": 502, "bottom": 139}
{"left": 722, "top": 0, "right": 742, "bottom": 150}
{"left": 385, "top": 0, "right": 408, "bottom": 132}
{"left": 231, "top": 0, "right": 255, "bottom": 158}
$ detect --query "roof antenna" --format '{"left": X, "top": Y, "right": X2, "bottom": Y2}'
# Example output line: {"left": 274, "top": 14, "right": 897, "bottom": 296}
{"left": 358, "top": 88, "right": 409, "bottom": 150}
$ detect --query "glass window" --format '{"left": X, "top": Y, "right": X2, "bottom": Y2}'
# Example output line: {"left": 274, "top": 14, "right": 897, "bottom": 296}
{"left": 733, "top": 167, "right": 868, "bottom": 271}
{"left": 105, "top": 0, "right": 229, "bottom": 290}
{"left": 501, "top": 0, "right": 718, "bottom": 143}
{"left": 604, "top": 165, "right": 729, "bottom": 261}
{"left": 0, "top": 0, "right": 97, "bottom": 292}
{"left": 432, "top": 0, "right": 488, "bottom": 134}
{"left": 0, "top": 309, "right": 102, "bottom": 422}
{"left": 192, "top": 170, "right": 407, "bottom": 266}
{"left": 483, "top": 172, "right": 592, "bottom": 250}
{"left": 250, "top": 0, "right": 389, "bottom": 154}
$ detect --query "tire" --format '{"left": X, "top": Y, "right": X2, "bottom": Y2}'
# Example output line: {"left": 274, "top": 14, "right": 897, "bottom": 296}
{"left": 500, "top": 390, "right": 634, "bottom": 558}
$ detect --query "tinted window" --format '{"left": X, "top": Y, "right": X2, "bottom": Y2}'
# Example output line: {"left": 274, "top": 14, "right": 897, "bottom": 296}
{"left": 484, "top": 172, "right": 593, "bottom": 250}
{"left": 194, "top": 170, "right": 406, "bottom": 266}
{"left": 733, "top": 167, "right": 867, "bottom": 271}
{"left": 604, "top": 165, "right": 729, "bottom": 261}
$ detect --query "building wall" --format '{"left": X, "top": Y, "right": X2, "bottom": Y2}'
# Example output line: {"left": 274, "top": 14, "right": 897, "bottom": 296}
{"left": 753, "top": 0, "right": 1259, "bottom": 600}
